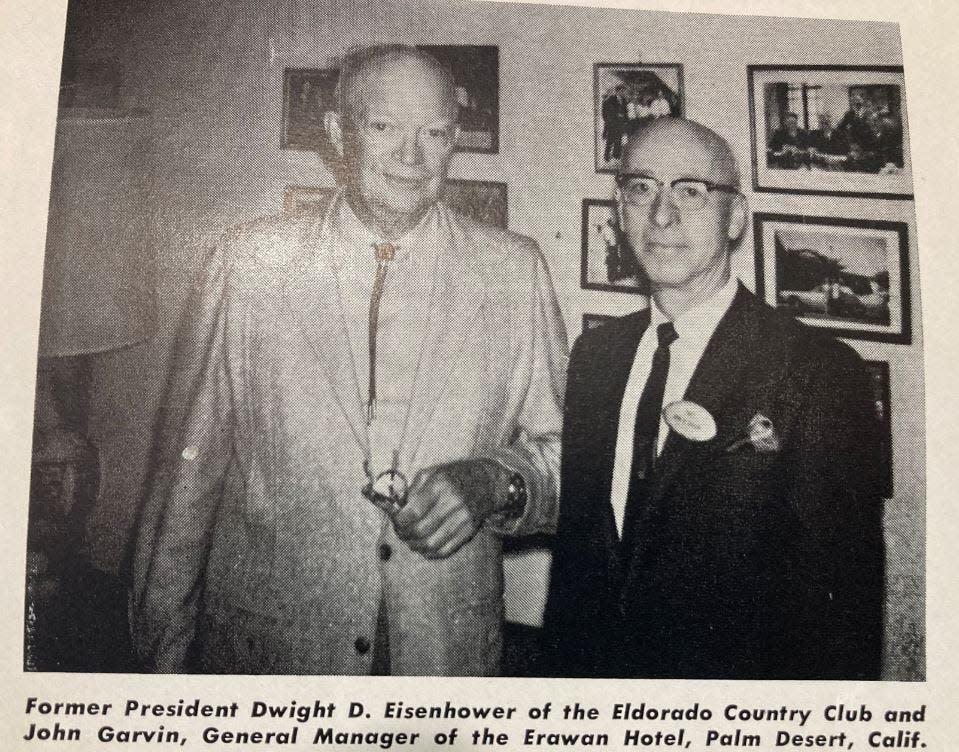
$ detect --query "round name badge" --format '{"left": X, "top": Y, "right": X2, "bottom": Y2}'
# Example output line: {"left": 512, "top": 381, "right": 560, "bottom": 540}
{"left": 663, "top": 400, "right": 717, "bottom": 442}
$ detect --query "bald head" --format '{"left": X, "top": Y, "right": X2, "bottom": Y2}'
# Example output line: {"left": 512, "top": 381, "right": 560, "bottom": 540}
{"left": 622, "top": 117, "right": 741, "bottom": 189}
{"left": 336, "top": 45, "right": 457, "bottom": 122}
{"left": 616, "top": 117, "right": 748, "bottom": 317}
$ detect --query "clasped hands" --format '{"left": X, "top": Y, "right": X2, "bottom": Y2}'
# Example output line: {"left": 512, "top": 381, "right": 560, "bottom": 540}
{"left": 374, "top": 460, "right": 507, "bottom": 560}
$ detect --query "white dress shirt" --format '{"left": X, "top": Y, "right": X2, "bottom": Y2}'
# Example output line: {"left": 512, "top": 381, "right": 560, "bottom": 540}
{"left": 332, "top": 197, "right": 441, "bottom": 477}
{"left": 609, "top": 277, "right": 739, "bottom": 536}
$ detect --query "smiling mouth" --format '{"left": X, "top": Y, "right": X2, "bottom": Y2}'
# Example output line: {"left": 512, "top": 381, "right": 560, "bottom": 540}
{"left": 646, "top": 241, "right": 688, "bottom": 252}
{"left": 384, "top": 172, "right": 429, "bottom": 187}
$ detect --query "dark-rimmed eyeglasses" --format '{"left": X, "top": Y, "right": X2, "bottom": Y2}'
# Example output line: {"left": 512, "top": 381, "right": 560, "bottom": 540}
{"left": 615, "top": 174, "right": 739, "bottom": 211}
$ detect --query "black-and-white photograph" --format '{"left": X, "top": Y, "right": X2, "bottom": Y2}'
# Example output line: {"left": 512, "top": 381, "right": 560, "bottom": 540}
{"left": 18, "top": 0, "right": 924, "bottom": 686}
{"left": 595, "top": 63, "right": 684, "bottom": 173}
{"left": 580, "top": 199, "right": 648, "bottom": 294}
{"left": 748, "top": 65, "right": 912, "bottom": 198}
{"left": 418, "top": 45, "right": 499, "bottom": 153}
{"left": 754, "top": 213, "right": 911, "bottom": 344}
{"left": 281, "top": 68, "right": 339, "bottom": 156}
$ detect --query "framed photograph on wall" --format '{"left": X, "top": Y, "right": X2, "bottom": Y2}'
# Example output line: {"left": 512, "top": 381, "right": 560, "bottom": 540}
{"left": 282, "top": 50, "right": 499, "bottom": 158}
{"left": 581, "top": 199, "right": 649, "bottom": 295}
{"left": 444, "top": 179, "right": 508, "bottom": 228}
{"left": 748, "top": 65, "right": 912, "bottom": 198}
{"left": 418, "top": 45, "right": 499, "bottom": 154}
{"left": 282, "top": 68, "right": 339, "bottom": 160}
{"left": 864, "top": 360, "right": 894, "bottom": 498}
{"left": 595, "top": 63, "right": 684, "bottom": 173}
{"left": 284, "top": 180, "right": 507, "bottom": 228}
{"left": 283, "top": 185, "right": 335, "bottom": 216}
{"left": 754, "top": 212, "right": 911, "bottom": 344}
{"left": 582, "top": 313, "right": 616, "bottom": 333}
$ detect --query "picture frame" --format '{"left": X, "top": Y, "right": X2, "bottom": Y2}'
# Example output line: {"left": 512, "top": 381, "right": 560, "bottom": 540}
{"left": 418, "top": 45, "right": 499, "bottom": 154}
{"left": 747, "top": 65, "right": 912, "bottom": 199}
{"left": 281, "top": 68, "right": 339, "bottom": 159}
{"left": 594, "top": 63, "right": 684, "bottom": 174}
{"left": 284, "top": 180, "right": 508, "bottom": 228}
{"left": 282, "top": 49, "right": 499, "bottom": 158}
{"left": 864, "top": 360, "right": 894, "bottom": 498}
{"left": 580, "top": 199, "right": 649, "bottom": 295}
{"left": 753, "top": 212, "right": 911, "bottom": 344}
{"left": 582, "top": 313, "right": 616, "bottom": 333}
{"left": 283, "top": 185, "right": 336, "bottom": 216}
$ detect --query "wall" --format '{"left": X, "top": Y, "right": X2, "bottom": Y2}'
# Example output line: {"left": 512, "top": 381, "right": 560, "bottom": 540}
{"left": 59, "top": 0, "right": 923, "bottom": 679}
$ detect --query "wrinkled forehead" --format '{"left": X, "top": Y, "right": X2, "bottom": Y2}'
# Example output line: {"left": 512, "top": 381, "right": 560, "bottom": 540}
{"left": 345, "top": 54, "right": 456, "bottom": 121}
{"left": 622, "top": 123, "right": 739, "bottom": 186}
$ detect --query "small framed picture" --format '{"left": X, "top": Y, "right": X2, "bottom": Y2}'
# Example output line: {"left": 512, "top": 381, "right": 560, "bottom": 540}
{"left": 283, "top": 185, "right": 336, "bottom": 216}
{"left": 864, "top": 360, "right": 893, "bottom": 498}
{"left": 580, "top": 199, "right": 649, "bottom": 295}
{"left": 284, "top": 180, "right": 507, "bottom": 228}
{"left": 595, "top": 63, "right": 684, "bottom": 174}
{"left": 747, "top": 65, "right": 912, "bottom": 198}
{"left": 582, "top": 313, "right": 616, "bottom": 333}
{"left": 754, "top": 213, "right": 911, "bottom": 344}
{"left": 419, "top": 45, "right": 499, "bottom": 154}
{"left": 282, "top": 68, "right": 339, "bottom": 159}
{"left": 444, "top": 179, "right": 507, "bottom": 228}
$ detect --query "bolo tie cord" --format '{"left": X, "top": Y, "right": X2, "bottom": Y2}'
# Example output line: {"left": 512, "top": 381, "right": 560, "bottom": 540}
{"left": 367, "top": 242, "right": 398, "bottom": 424}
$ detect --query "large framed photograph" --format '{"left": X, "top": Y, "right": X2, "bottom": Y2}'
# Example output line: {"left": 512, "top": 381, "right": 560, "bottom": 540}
{"left": 748, "top": 65, "right": 912, "bottom": 198}
{"left": 864, "top": 360, "right": 894, "bottom": 499}
{"left": 595, "top": 63, "right": 684, "bottom": 173}
{"left": 580, "top": 199, "right": 649, "bottom": 294}
{"left": 284, "top": 180, "right": 508, "bottom": 228}
{"left": 418, "top": 45, "right": 499, "bottom": 154}
{"left": 281, "top": 68, "right": 339, "bottom": 159}
{"left": 754, "top": 212, "right": 911, "bottom": 344}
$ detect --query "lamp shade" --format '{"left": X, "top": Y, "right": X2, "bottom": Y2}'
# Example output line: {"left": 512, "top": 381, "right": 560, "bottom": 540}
{"left": 38, "top": 108, "right": 155, "bottom": 358}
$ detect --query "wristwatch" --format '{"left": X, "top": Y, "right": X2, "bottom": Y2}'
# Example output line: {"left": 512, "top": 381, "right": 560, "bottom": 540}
{"left": 503, "top": 472, "right": 527, "bottom": 517}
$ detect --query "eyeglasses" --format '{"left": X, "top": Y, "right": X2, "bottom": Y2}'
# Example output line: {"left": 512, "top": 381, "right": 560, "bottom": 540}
{"left": 615, "top": 174, "right": 739, "bottom": 211}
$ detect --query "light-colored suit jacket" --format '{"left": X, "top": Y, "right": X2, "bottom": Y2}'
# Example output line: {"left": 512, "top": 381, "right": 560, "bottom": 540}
{"left": 132, "top": 197, "right": 567, "bottom": 675}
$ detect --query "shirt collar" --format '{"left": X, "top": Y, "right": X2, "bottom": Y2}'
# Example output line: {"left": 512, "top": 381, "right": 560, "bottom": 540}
{"left": 649, "top": 276, "right": 738, "bottom": 342}
{"left": 333, "top": 192, "right": 438, "bottom": 264}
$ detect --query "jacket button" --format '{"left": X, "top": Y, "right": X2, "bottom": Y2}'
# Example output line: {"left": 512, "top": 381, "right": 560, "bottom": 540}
{"left": 379, "top": 543, "right": 392, "bottom": 561}
{"left": 354, "top": 636, "right": 371, "bottom": 654}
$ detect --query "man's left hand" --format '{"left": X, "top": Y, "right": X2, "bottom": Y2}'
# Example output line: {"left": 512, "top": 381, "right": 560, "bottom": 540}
{"left": 391, "top": 461, "right": 502, "bottom": 560}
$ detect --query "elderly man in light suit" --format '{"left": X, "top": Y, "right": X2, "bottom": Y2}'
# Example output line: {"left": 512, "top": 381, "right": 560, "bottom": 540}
{"left": 133, "top": 45, "right": 567, "bottom": 676}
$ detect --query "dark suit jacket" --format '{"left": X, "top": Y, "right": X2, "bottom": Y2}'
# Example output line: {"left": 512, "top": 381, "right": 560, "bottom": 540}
{"left": 542, "top": 286, "right": 884, "bottom": 679}
{"left": 602, "top": 94, "right": 627, "bottom": 138}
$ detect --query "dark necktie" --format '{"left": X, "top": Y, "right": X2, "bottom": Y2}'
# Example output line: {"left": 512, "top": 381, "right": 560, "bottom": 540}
{"left": 621, "top": 321, "right": 678, "bottom": 550}
{"left": 367, "top": 241, "right": 398, "bottom": 424}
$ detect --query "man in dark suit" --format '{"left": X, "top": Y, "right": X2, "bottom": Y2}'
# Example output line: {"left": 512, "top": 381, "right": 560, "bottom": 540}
{"left": 602, "top": 85, "right": 628, "bottom": 162}
{"left": 542, "top": 118, "right": 883, "bottom": 680}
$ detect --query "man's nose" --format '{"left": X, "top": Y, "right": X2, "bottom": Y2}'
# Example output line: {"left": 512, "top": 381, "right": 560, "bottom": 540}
{"left": 650, "top": 185, "right": 679, "bottom": 227}
{"left": 396, "top": 130, "right": 424, "bottom": 166}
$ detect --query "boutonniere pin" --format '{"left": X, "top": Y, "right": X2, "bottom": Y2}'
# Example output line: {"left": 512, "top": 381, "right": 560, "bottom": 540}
{"left": 725, "top": 413, "right": 781, "bottom": 453}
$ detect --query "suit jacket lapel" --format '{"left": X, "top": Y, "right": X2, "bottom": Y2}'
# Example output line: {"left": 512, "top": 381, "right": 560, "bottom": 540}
{"left": 403, "top": 205, "right": 486, "bottom": 466}
{"left": 283, "top": 201, "right": 370, "bottom": 455}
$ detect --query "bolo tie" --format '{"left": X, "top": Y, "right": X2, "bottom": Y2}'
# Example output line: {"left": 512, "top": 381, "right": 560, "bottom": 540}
{"left": 367, "top": 241, "right": 398, "bottom": 425}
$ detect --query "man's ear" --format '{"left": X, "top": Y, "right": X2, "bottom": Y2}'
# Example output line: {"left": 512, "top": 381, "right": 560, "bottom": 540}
{"left": 727, "top": 192, "right": 748, "bottom": 243}
{"left": 324, "top": 111, "right": 345, "bottom": 158}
